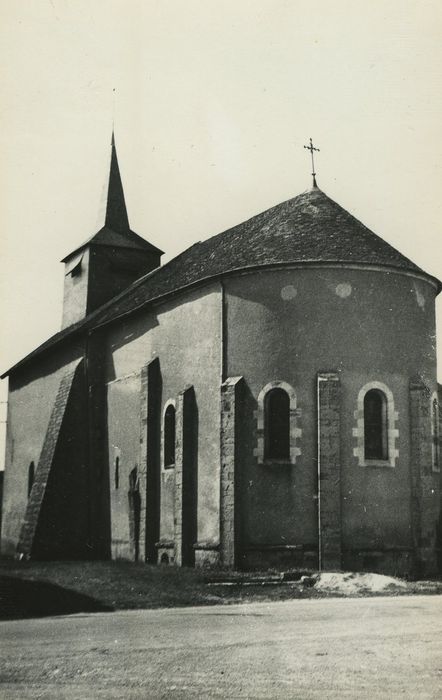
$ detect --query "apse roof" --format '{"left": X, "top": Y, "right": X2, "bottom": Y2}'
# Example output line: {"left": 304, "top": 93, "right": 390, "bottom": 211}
{"left": 3, "top": 184, "right": 440, "bottom": 377}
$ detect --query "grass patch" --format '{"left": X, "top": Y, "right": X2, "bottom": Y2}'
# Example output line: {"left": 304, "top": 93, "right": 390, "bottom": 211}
{"left": 0, "top": 559, "right": 441, "bottom": 619}
{"left": 0, "top": 560, "right": 314, "bottom": 614}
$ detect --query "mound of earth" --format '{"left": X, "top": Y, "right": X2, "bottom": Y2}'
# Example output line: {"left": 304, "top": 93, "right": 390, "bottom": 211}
{"left": 315, "top": 572, "right": 408, "bottom": 594}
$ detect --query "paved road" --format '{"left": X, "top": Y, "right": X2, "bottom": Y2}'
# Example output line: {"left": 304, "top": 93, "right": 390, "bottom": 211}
{"left": 0, "top": 595, "right": 441, "bottom": 699}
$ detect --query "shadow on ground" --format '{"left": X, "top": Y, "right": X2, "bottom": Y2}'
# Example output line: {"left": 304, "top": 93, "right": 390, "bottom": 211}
{"left": 0, "top": 575, "right": 113, "bottom": 620}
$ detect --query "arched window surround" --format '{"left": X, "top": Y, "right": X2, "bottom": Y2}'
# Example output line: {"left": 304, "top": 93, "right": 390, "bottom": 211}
{"left": 353, "top": 381, "right": 399, "bottom": 468}
{"left": 254, "top": 381, "right": 301, "bottom": 465}
{"left": 162, "top": 399, "right": 176, "bottom": 470}
{"left": 431, "top": 392, "right": 440, "bottom": 473}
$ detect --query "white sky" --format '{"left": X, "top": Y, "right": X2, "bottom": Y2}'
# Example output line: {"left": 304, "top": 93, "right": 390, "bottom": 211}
{"left": 1, "top": 0, "right": 442, "bottom": 466}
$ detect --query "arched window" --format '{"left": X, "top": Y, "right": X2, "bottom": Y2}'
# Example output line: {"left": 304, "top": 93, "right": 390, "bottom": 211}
{"left": 164, "top": 404, "right": 176, "bottom": 468}
{"left": 354, "top": 382, "right": 398, "bottom": 468}
{"left": 264, "top": 388, "right": 290, "bottom": 460}
{"left": 255, "top": 381, "right": 301, "bottom": 465}
{"left": 432, "top": 397, "right": 440, "bottom": 472}
{"left": 364, "top": 389, "right": 388, "bottom": 461}
{"left": 28, "top": 461, "right": 35, "bottom": 498}
{"left": 114, "top": 456, "right": 120, "bottom": 490}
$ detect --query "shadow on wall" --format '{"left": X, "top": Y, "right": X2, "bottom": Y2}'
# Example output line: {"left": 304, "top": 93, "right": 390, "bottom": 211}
{"left": 235, "top": 383, "right": 259, "bottom": 567}
{"left": 182, "top": 386, "right": 199, "bottom": 567}
{"left": 0, "top": 471, "right": 3, "bottom": 544}
{"left": 128, "top": 466, "right": 141, "bottom": 561}
{"left": 104, "top": 313, "right": 160, "bottom": 384}
{"left": 0, "top": 575, "right": 112, "bottom": 620}
{"left": 30, "top": 361, "right": 91, "bottom": 560}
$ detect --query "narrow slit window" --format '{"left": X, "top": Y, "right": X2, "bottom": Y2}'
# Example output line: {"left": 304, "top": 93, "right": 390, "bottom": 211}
{"left": 264, "top": 388, "right": 290, "bottom": 460}
{"left": 28, "top": 461, "right": 35, "bottom": 498}
{"left": 164, "top": 404, "right": 176, "bottom": 468}
{"left": 114, "top": 456, "right": 120, "bottom": 490}
{"left": 364, "top": 389, "right": 388, "bottom": 461}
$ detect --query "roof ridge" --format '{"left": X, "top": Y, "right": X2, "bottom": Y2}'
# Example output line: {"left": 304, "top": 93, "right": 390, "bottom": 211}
{"left": 3, "top": 187, "right": 440, "bottom": 377}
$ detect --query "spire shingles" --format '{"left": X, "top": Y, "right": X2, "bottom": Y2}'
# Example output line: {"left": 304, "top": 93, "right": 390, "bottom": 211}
{"left": 104, "top": 133, "right": 130, "bottom": 233}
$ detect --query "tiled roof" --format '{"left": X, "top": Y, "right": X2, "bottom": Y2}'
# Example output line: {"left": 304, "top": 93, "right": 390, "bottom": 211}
{"left": 3, "top": 186, "right": 439, "bottom": 377}
{"left": 60, "top": 226, "right": 164, "bottom": 262}
{"left": 61, "top": 133, "right": 164, "bottom": 261}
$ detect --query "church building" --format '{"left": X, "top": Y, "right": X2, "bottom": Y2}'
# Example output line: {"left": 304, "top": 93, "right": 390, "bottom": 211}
{"left": 1, "top": 136, "right": 441, "bottom": 576}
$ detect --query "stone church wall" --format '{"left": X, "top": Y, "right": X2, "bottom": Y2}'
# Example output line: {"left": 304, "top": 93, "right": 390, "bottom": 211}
{"left": 23, "top": 361, "right": 90, "bottom": 559}
{"left": 107, "top": 372, "right": 142, "bottom": 560}
{"left": 2, "top": 262, "right": 439, "bottom": 574}
{"left": 1, "top": 342, "right": 86, "bottom": 557}
{"left": 103, "top": 283, "right": 222, "bottom": 564}
{"left": 224, "top": 266, "right": 438, "bottom": 573}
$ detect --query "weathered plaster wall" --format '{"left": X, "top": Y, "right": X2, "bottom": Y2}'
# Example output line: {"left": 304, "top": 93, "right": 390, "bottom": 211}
{"left": 62, "top": 248, "right": 90, "bottom": 328}
{"left": 224, "top": 266, "right": 438, "bottom": 569}
{"left": 29, "top": 362, "right": 90, "bottom": 559}
{"left": 340, "top": 372, "right": 411, "bottom": 568}
{"left": 3, "top": 261, "right": 438, "bottom": 574}
{"left": 104, "top": 284, "right": 222, "bottom": 560}
{"left": 107, "top": 372, "right": 142, "bottom": 560}
{"left": 1, "top": 342, "right": 85, "bottom": 556}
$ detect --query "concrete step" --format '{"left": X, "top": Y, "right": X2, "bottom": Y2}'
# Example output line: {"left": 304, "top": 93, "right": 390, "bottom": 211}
{"left": 204, "top": 570, "right": 317, "bottom": 586}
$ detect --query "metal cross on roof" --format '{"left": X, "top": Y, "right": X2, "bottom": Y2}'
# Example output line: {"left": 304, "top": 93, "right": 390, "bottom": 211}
{"left": 304, "top": 138, "right": 320, "bottom": 187}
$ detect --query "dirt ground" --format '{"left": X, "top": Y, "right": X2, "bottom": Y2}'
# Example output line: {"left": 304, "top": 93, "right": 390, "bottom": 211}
{"left": 0, "top": 595, "right": 441, "bottom": 699}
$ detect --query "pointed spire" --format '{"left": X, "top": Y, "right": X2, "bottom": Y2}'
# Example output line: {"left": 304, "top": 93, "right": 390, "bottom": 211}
{"left": 105, "top": 132, "right": 130, "bottom": 233}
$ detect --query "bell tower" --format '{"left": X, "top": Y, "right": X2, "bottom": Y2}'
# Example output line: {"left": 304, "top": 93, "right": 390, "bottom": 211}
{"left": 61, "top": 134, "right": 163, "bottom": 329}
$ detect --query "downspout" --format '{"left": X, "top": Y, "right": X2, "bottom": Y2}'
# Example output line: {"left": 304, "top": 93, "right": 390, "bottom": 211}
{"left": 317, "top": 375, "right": 325, "bottom": 573}
{"left": 84, "top": 331, "right": 93, "bottom": 555}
